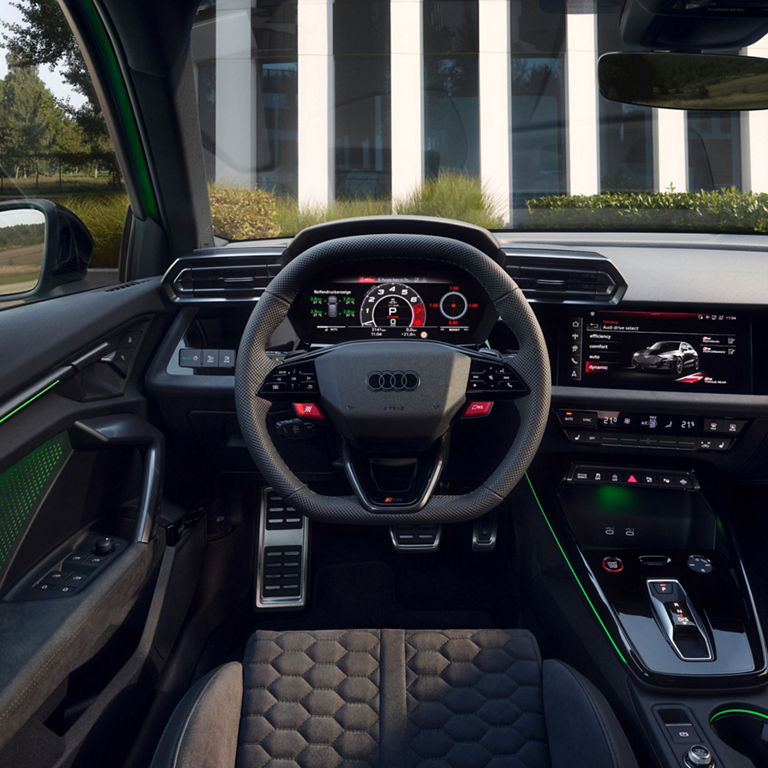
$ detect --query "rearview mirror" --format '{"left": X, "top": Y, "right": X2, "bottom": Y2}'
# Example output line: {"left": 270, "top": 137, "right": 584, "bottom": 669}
{"left": 0, "top": 200, "right": 93, "bottom": 301}
{"left": 598, "top": 52, "right": 768, "bottom": 111}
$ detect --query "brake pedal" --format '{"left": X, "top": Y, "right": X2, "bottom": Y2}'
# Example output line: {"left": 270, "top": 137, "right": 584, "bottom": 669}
{"left": 390, "top": 524, "right": 441, "bottom": 551}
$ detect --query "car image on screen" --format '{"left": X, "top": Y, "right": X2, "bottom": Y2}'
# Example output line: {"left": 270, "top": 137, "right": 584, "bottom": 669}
{"left": 631, "top": 340, "right": 700, "bottom": 375}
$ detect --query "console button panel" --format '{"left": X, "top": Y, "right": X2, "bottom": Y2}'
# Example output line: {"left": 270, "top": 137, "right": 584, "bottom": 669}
{"left": 179, "top": 347, "right": 236, "bottom": 370}
{"left": 566, "top": 464, "right": 699, "bottom": 491}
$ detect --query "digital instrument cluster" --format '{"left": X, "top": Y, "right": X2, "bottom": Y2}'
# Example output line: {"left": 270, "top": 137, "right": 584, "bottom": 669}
{"left": 291, "top": 272, "right": 492, "bottom": 343}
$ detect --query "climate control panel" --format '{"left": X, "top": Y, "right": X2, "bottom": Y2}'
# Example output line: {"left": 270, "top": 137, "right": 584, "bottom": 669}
{"left": 556, "top": 409, "right": 746, "bottom": 452}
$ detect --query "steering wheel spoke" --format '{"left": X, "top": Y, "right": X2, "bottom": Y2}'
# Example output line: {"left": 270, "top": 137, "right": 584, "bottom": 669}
{"left": 342, "top": 437, "right": 448, "bottom": 513}
{"left": 464, "top": 352, "right": 529, "bottom": 399}
{"left": 258, "top": 354, "right": 321, "bottom": 400}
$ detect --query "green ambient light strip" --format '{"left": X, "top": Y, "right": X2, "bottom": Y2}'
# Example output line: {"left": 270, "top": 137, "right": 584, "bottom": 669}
{"left": 74, "top": 0, "right": 158, "bottom": 219}
{"left": 525, "top": 472, "right": 628, "bottom": 664}
{"left": 0, "top": 379, "right": 60, "bottom": 426}
{"left": 0, "top": 435, "right": 69, "bottom": 573}
{"left": 710, "top": 709, "right": 768, "bottom": 722}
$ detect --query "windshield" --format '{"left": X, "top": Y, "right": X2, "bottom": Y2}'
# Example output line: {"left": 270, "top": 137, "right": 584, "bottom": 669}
{"left": 190, "top": 1, "right": 766, "bottom": 240}
{"left": 648, "top": 342, "right": 681, "bottom": 352}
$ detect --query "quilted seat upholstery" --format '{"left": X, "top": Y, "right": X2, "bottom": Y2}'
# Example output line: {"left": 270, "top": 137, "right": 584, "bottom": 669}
{"left": 237, "top": 630, "right": 381, "bottom": 767}
{"left": 404, "top": 630, "right": 548, "bottom": 767}
{"left": 151, "top": 628, "right": 638, "bottom": 768}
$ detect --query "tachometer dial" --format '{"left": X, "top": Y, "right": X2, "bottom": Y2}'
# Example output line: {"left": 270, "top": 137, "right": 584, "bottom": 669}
{"left": 359, "top": 283, "right": 427, "bottom": 328}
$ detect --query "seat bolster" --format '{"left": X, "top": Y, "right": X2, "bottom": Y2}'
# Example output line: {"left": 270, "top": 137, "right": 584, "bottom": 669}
{"left": 150, "top": 661, "right": 242, "bottom": 768}
{"left": 542, "top": 659, "right": 638, "bottom": 768}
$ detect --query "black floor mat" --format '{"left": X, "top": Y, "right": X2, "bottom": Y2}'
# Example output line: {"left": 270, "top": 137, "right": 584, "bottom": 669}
{"left": 263, "top": 560, "right": 493, "bottom": 630}
{"left": 196, "top": 520, "right": 519, "bottom": 675}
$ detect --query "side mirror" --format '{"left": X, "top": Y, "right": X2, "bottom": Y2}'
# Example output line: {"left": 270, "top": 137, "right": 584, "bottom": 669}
{"left": 598, "top": 52, "right": 768, "bottom": 111}
{"left": 0, "top": 199, "right": 94, "bottom": 301}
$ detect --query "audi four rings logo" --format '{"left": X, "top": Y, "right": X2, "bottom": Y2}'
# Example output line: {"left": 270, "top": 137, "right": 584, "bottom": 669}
{"left": 367, "top": 371, "right": 420, "bottom": 391}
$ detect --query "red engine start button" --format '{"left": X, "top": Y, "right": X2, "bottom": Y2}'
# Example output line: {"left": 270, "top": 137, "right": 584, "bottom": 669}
{"left": 602, "top": 556, "right": 624, "bottom": 574}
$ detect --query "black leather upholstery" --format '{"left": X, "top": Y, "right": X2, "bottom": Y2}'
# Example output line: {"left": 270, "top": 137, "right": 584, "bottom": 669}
{"left": 152, "top": 629, "right": 638, "bottom": 768}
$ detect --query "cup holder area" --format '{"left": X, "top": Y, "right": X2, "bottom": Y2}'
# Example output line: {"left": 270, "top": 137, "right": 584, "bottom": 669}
{"left": 710, "top": 707, "right": 768, "bottom": 766}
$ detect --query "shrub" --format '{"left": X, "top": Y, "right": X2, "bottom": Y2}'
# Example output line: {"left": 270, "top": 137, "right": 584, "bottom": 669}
{"left": 275, "top": 196, "right": 391, "bottom": 236}
{"left": 524, "top": 188, "right": 768, "bottom": 233}
{"left": 273, "top": 173, "right": 504, "bottom": 236}
{"left": 208, "top": 184, "right": 280, "bottom": 241}
{"left": 395, "top": 172, "right": 505, "bottom": 229}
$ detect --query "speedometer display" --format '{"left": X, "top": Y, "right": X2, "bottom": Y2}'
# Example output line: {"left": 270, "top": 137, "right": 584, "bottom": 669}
{"left": 359, "top": 283, "right": 427, "bottom": 328}
{"left": 292, "top": 269, "right": 493, "bottom": 343}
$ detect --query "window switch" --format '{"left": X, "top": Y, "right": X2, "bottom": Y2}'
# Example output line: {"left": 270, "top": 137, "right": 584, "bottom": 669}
{"left": 64, "top": 572, "right": 89, "bottom": 587}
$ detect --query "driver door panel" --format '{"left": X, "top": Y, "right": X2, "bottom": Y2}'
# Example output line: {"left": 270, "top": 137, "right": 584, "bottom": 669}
{"left": 0, "top": 279, "right": 170, "bottom": 762}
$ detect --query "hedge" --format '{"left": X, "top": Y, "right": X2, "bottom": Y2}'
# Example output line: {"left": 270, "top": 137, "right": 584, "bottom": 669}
{"left": 208, "top": 184, "right": 280, "bottom": 240}
{"left": 33, "top": 184, "right": 768, "bottom": 272}
{"left": 524, "top": 188, "right": 768, "bottom": 233}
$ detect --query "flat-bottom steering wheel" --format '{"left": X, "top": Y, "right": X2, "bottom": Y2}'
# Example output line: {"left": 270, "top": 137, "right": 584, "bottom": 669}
{"left": 235, "top": 232, "right": 550, "bottom": 524}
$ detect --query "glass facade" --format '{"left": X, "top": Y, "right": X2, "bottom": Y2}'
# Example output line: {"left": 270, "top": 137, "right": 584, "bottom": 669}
{"left": 688, "top": 111, "right": 741, "bottom": 191}
{"left": 192, "top": 1, "right": 765, "bottom": 233}
{"left": 334, "top": 0, "right": 391, "bottom": 198}
{"left": 597, "top": 13, "right": 654, "bottom": 192}
{"left": 509, "top": 0, "right": 566, "bottom": 213}
{"left": 423, "top": 0, "right": 479, "bottom": 178}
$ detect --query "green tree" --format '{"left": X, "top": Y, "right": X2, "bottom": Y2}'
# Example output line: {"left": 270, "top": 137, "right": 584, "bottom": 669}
{"left": 0, "top": 59, "right": 61, "bottom": 178}
{"left": 2, "top": 0, "right": 119, "bottom": 183}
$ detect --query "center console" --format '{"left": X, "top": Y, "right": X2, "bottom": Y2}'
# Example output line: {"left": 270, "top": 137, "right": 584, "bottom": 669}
{"left": 560, "top": 464, "right": 764, "bottom": 681}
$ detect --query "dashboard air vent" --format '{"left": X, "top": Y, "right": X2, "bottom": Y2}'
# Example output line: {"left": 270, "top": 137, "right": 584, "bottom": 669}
{"left": 164, "top": 250, "right": 283, "bottom": 302}
{"left": 501, "top": 249, "right": 626, "bottom": 304}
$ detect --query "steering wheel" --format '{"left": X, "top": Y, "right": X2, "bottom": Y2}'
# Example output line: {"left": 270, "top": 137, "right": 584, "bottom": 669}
{"left": 235, "top": 233, "right": 550, "bottom": 524}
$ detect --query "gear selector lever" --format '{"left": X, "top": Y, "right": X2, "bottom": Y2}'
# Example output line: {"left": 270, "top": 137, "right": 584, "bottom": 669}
{"left": 647, "top": 579, "right": 713, "bottom": 661}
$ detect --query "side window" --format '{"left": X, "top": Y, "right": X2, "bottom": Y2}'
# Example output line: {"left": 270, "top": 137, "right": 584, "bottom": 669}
{"left": 0, "top": 0, "right": 126, "bottom": 307}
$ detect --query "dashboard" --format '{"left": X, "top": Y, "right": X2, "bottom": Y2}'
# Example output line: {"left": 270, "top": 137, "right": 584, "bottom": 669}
{"left": 154, "top": 233, "right": 768, "bottom": 483}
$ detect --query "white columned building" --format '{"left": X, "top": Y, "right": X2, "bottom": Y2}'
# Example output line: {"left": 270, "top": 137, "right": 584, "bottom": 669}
{"left": 214, "top": 0, "right": 257, "bottom": 186}
{"left": 654, "top": 110, "right": 688, "bottom": 192}
{"left": 198, "top": 4, "right": 765, "bottom": 208}
{"left": 565, "top": 13, "right": 599, "bottom": 195}
{"left": 742, "top": 37, "right": 768, "bottom": 193}
{"left": 297, "top": 0, "right": 335, "bottom": 209}
{"left": 390, "top": 0, "right": 425, "bottom": 205}
{"left": 478, "top": 0, "right": 513, "bottom": 224}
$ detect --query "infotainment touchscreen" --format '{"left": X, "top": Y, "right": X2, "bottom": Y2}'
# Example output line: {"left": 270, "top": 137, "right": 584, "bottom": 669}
{"left": 563, "top": 310, "right": 749, "bottom": 393}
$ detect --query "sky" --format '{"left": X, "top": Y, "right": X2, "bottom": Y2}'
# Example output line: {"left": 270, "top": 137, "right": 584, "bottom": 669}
{"left": 0, "top": 2, "right": 87, "bottom": 109}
